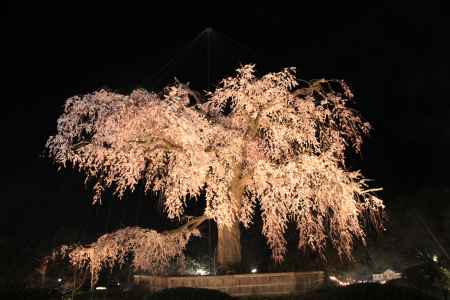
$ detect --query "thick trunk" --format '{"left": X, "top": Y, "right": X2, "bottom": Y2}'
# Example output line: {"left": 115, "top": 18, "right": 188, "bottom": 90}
{"left": 216, "top": 220, "right": 241, "bottom": 273}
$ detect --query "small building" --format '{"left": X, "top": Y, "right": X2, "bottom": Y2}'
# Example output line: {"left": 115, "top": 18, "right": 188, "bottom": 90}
{"left": 372, "top": 269, "right": 402, "bottom": 283}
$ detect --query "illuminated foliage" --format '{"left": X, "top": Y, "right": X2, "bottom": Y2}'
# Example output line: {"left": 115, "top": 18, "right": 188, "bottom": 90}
{"left": 47, "top": 65, "right": 383, "bottom": 284}
{"left": 55, "top": 227, "right": 200, "bottom": 287}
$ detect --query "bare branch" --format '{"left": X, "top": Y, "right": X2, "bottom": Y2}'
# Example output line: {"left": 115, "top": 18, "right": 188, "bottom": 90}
{"left": 162, "top": 214, "right": 209, "bottom": 235}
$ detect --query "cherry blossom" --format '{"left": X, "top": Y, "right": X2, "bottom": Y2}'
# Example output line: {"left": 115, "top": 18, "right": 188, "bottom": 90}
{"left": 47, "top": 64, "right": 384, "bottom": 284}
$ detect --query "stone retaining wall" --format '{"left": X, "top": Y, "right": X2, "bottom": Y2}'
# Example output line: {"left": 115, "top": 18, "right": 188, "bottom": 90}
{"left": 134, "top": 271, "right": 325, "bottom": 297}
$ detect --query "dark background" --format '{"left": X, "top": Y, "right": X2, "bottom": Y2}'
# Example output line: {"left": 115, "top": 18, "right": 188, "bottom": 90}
{"left": 2, "top": 1, "right": 449, "bottom": 277}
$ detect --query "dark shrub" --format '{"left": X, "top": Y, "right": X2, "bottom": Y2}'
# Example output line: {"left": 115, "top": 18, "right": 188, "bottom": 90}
{"left": 148, "top": 287, "right": 233, "bottom": 300}
{"left": 0, "top": 287, "right": 61, "bottom": 300}
{"left": 304, "top": 283, "right": 438, "bottom": 300}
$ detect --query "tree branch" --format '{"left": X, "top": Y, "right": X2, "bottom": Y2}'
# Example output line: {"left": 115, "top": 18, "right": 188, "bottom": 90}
{"left": 176, "top": 82, "right": 206, "bottom": 106}
{"left": 161, "top": 214, "right": 209, "bottom": 236}
{"left": 72, "top": 141, "right": 90, "bottom": 150}
{"left": 127, "top": 136, "right": 183, "bottom": 152}
{"left": 291, "top": 79, "right": 328, "bottom": 98}
{"left": 360, "top": 187, "right": 383, "bottom": 194}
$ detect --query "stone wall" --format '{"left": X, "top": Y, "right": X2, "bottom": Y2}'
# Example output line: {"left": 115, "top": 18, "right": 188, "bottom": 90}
{"left": 134, "top": 271, "right": 325, "bottom": 297}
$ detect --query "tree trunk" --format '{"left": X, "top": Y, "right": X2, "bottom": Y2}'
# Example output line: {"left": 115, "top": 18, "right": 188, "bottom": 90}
{"left": 216, "top": 220, "right": 241, "bottom": 273}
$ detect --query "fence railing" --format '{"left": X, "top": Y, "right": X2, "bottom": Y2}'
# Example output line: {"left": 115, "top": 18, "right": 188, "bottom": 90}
{"left": 134, "top": 271, "right": 325, "bottom": 297}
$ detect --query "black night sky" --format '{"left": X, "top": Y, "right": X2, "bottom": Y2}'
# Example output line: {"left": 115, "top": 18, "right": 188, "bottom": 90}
{"left": 3, "top": 1, "right": 449, "bottom": 273}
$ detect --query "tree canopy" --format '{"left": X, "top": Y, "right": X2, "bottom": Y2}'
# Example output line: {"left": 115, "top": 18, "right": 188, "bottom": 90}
{"left": 46, "top": 65, "right": 384, "bottom": 285}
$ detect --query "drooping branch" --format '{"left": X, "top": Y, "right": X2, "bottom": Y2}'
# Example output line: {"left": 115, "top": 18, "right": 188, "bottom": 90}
{"left": 53, "top": 220, "right": 203, "bottom": 287}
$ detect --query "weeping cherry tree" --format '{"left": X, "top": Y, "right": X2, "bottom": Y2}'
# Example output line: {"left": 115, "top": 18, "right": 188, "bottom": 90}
{"left": 46, "top": 65, "right": 384, "bottom": 286}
